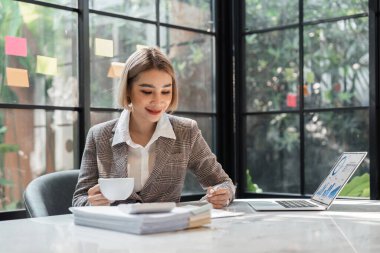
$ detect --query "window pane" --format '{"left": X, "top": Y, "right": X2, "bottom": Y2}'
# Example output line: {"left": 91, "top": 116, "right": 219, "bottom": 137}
{"left": 160, "top": 27, "right": 215, "bottom": 112}
{"left": 245, "top": 29, "right": 299, "bottom": 112}
{"left": 175, "top": 114, "right": 215, "bottom": 195}
{"left": 90, "top": 0, "right": 155, "bottom": 20}
{"left": 245, "top": 114, "right": 300, "bottom": 193}
{"left": 304, "top": 110, "right": 369, "bottom": 197}
{"left": 0, "top": 1, "right": 78, "bottom": 106}
{"left": 0, "top": 109, "right": 78, "bottom": 212}
{"left": 304, "top": 18, "right": 369, "bottom": 109}
{"left": 90, "top": 14, "right": 156, "bottom": 108}
{"left": 160, "top": 0, "right": 214, "bottom": 32}
{"left": 90, "top": 111, "right": 121, "bottom": 126}
{"left": 304, "top": 0, "right": 368, "bottom": 22}
{"left": 37, "top": 0, "right": 77, "bottom": 7}
{"left": 175, "top": 114, "right": 214, "bottom": 151}
{"left": 245, "top": 0, "right": 298, "bottom": 31}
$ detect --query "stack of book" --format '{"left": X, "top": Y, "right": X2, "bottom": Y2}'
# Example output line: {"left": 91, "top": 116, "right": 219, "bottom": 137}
{"left": 69, "top": 203, "right": 212, "bottom": 235}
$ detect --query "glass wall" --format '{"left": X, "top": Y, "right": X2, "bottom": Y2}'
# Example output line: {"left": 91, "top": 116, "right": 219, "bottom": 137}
{"left": 0, "top": 0, "right": 216, "bottom": 213}
{"left": 243, "top": 0, "right": 370, "bottom": 197}
{"left": 89, "top": 0, "right": 216, "bottom": 196}
{"left": 0, "top": 0, "right": 79, "bottom": 211}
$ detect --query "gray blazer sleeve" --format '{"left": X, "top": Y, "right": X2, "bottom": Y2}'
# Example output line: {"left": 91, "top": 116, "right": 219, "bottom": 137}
{"left": 72, "top": 127, "right": 99, "bottom": 206}
{"left": 187, "top": 120, "right": 236, "bottom": 201}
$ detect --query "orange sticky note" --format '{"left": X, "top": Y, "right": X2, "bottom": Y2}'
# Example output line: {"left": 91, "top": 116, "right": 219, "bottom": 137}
{"left": 5, "top": 36, "right": 27, "bottom": 57}
{"left": 95, "top": 38, "right": 114, "bottom": 57}
{"left": 286, "top": 93, "right": 297, "bottom": 108}
{"left": 303, "top": 85, "right": 309, "bottom": 96}
{"left": 36, "top": 55, "right": 57, "bottom": 75}
{"left": 6, "top": 67, "right": 29, "bottom": 87}
{"left": 107, "top": 62, "right": 125, "bottom": 78}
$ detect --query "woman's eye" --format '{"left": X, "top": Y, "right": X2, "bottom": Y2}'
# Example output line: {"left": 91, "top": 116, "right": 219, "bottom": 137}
{"left": 162, "top": 91, "right": 171, "bottom": 95}
{"left": 141, "top": 91, "right": 152, "bottom": 95}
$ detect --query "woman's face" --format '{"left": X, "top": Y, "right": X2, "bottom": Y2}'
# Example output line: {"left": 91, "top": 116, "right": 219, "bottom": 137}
{"left": 129, "top": 69, "right": 173, "bottom": 124}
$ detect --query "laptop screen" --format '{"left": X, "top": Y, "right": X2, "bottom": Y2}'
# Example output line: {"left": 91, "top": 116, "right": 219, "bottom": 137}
{"left": 311, "top": 152, "right": 367, "bottom": 206}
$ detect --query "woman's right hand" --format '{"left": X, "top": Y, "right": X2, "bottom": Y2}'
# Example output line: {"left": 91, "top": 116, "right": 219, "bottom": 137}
{"left": 87, "top": 184, "right": 111, "bottom": 206}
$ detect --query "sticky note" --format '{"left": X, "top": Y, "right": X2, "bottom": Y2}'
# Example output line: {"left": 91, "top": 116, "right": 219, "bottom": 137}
{"left": 303, "top": 85, "right": 309, "bottom": 96}
{"left": 107, "top": 62, "right": 125, "bottom": 78}
{"left": 136, "top": 44, "right": 149, "bottom": 50}
{"left": 95, "top": 38, "right": 114, "bottom": 57}
{"left": 5, "top": 36, "right": 27, "bottom": 57}
{"left": 305, "top": 71, "right": 315, "bottom": 83}
{"left": 18, "top": 2, "right": 39, "bottom": 23}
{"left": 6, "top": 67, "right": 29, "bottom": 88}
{"left": 36, "top": 55, "right": 57, "bottom": 75}
{"left": 286, "top": 93, "right": 297, "bottom": 108}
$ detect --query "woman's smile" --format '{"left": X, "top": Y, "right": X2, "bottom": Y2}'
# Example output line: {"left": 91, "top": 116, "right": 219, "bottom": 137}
{"left": 145, "top": 108, "right": 162, "bottom": 115}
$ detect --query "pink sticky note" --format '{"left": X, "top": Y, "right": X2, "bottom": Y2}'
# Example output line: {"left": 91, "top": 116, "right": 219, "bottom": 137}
{"left": 286, "top": 93, "right": 297, "bottom": 108}
{"left": 5, "top": 36, "right": 27, "bottom": 57}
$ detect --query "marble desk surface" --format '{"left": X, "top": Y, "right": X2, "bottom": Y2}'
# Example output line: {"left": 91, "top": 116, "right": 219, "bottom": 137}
{"left": 1, "top": 199, "right": 380, "bottom": 253}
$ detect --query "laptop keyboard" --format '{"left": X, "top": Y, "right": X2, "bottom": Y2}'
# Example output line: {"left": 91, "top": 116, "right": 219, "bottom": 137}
{"left": 276, "top": 200, "right": 318, "bottom": 208}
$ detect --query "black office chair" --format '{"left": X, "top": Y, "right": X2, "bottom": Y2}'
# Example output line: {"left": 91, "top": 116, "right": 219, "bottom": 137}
{"left": 23, "top": 170, "right": 79, "bottom": 217}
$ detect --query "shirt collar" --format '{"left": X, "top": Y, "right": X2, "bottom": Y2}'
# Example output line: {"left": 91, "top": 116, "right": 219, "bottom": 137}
{"left": 112, "top": 109, "right": 176, "bottom": 147}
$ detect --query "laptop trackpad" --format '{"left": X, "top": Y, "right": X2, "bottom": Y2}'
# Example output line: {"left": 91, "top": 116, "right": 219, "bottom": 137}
{"left": 248, "top": 201, "right": 279, "bottom": 207}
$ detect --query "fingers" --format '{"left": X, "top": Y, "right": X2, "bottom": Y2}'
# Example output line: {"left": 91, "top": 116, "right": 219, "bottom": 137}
{"left": 206, "top": 187, "right": 231, "bottom": 209}
{"left": 88, "top": 184, "right": 101, "bottom": 196}
{"left": 87, "top": 184, "right": 111, "bottom": 206}
{"left": 88, "top": 194, "right": 111, "bottom": 206}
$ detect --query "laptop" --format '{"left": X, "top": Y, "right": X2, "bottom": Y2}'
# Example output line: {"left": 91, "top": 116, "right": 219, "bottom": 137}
{"left": 248, "top": 152, "right": 367, "bottom": 211}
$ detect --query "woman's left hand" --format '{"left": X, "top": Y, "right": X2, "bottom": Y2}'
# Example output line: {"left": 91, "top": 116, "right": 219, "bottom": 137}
{"left": 206, "top": 187, "right": 231, "bottom": 209}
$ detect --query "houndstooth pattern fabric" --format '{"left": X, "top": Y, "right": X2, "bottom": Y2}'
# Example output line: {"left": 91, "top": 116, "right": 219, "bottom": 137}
{"left": 72, "top": 114, "right": 235, "bottom": 206}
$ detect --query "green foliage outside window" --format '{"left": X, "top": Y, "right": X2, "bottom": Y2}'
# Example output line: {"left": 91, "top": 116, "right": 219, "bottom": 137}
{"left": 339, "top": 173, "right": 370, "bottom": 197}
{"left": 246, "top": 169, "right": 262, "bottom": 193}
{"left": 244, "top": 0, "right": 370, "bottom": 197}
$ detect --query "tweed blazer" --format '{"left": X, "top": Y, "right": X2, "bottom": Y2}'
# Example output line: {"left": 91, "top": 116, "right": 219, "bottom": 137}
{"left": 72, "top": 114, "right": 235, "bottom": 206}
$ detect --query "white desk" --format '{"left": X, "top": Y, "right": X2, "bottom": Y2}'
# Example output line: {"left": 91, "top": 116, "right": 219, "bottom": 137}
{"left": 1, "top": 199, "right": 380, "bottom": 253}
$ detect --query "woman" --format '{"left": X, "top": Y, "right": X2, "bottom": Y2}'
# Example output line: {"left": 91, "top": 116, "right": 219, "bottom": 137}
{"left": 72, "top": 47, "right": 235, "bottom": 209}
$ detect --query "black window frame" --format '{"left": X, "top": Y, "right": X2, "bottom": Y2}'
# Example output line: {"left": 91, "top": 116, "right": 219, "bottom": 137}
{"left": 235, "top": 0, "right": 380, "bottom": 200}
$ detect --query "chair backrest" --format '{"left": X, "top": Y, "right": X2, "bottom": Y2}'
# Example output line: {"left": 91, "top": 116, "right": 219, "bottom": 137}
{"left": 23, "top": 170, "right": 79, "bottom": 218}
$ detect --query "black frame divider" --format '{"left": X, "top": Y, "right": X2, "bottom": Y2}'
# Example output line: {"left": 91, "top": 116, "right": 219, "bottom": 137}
{"left": 233, "top": 0, "right": 245, "bottom": 198}
{"left": 298, "top": 0, "right": 305, "bottom": 196}
{"left": 78, "top": 0, "right": 91, "bottom": 169}
{"left": 369, "top": 0, "right": 380, "bottom": 200}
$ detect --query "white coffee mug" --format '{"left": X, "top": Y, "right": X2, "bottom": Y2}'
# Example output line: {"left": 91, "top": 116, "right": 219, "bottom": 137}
{"left": 98, "top": 178, "right": 134, "bottom": 201}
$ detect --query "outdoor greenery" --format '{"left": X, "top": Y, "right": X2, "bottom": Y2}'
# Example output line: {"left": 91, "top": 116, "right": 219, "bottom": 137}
{"left": 246, "top": 170, "right": 263, "bottom": 193}
{"left": 0, "top": 0, "right": 372, "bottom": 213}
{"left": 340, "top": 173, "right": 369, "bottom": 197}
{"left": 0, "top": 0, "right": 77, "bottom": 211}
{"left": 244, "top": 0, "right": 370, "bottom": 197}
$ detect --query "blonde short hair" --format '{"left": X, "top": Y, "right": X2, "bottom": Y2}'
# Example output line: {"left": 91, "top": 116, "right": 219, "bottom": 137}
{"left": 118, "top": 47, "right": 178, "bottom": 112}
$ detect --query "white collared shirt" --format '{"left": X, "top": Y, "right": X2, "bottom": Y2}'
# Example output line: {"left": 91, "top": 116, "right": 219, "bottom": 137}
{"left": 114, "top": 110, "right": 176, "bottom": 192}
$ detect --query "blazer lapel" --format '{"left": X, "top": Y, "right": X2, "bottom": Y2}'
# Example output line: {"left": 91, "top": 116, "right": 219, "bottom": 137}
{"left": 110, "top": 138, "right": 143, "bottom": 202}
{"left": 140, "top": 137, "right": 176, "bottom": 197}
{"left": 110, "top": 141, "right": 128, "bottom": 177}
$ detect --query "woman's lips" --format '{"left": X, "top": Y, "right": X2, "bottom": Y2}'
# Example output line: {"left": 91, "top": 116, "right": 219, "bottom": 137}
{"left": 146, "top": 108, "right": 162, "bottom": 115}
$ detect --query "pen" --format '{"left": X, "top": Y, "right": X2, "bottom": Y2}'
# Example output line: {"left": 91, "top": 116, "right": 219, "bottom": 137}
{"left": 199, "top": 185, "right": 221, "bottom": 202}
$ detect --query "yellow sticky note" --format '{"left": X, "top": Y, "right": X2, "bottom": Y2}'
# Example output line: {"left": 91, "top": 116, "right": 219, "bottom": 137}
{"left": 18, "top": 2, "right": 40, "bottom": 23}
{"left": 95, "top": 38, "right": 114, "bottom": 57}
{"left": 6, "top": 67, "right": 30, "bottom": 88}
{"left": 107, "top": 62, "right": 125, "bottom": 78}
{"left": 136, "top": 44, "right": 149, "bottom": 50}
{"left": 36, "top": 55, "right": 57, "bottom": 75}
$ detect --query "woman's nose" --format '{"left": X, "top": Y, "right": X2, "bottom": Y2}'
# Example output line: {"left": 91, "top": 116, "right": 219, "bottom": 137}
{"left": 151, "top": 93, "right": 163, "bottom": 105}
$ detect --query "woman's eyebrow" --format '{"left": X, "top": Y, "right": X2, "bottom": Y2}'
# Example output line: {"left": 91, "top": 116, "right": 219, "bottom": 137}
{"left": 138, "top": 83, "right": 172, "bottom": 88}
